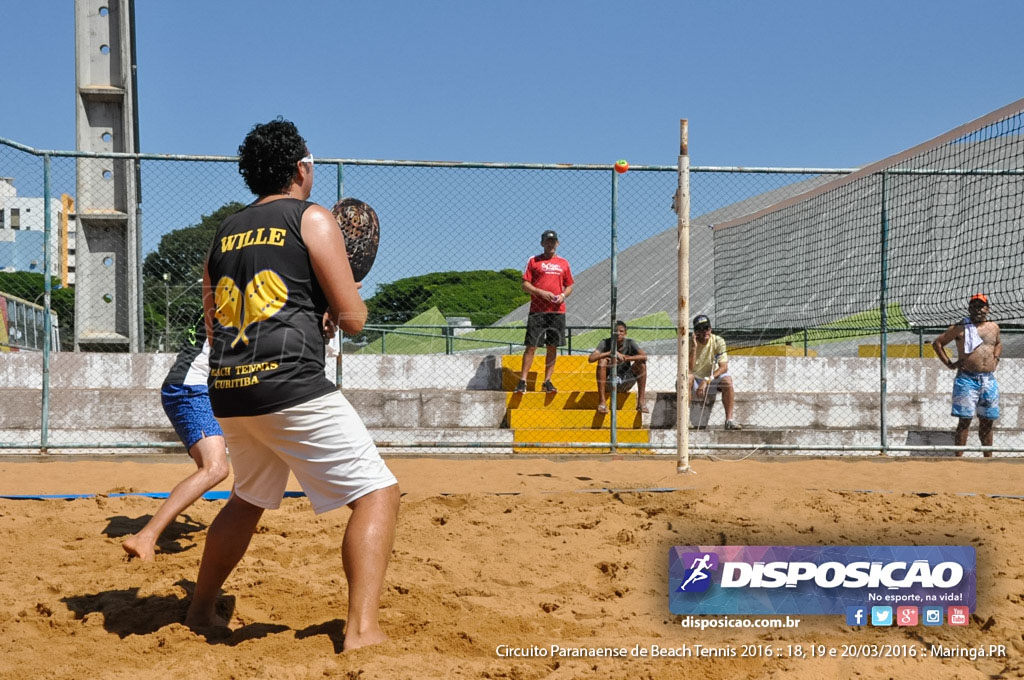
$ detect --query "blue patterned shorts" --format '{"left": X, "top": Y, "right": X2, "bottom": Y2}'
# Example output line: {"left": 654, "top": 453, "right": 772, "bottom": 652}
{"left": 951, "top": 370, "right": 999, "bottom": 420}
{"left": 161, "top": 383, "right": 224, "bottom": 451}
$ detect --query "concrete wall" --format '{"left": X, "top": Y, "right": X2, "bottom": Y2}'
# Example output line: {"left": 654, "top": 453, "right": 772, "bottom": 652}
{"left": 2, "top": 353, "right": 1020, "bottom": 453}
{"left": 0, "top": 353, "right": 502, "bottom": 390}
{"left": 4, "top": 352, "right": 1018, "bottom": 392}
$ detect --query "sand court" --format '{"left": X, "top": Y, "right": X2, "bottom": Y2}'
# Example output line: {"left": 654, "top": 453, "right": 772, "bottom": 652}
{"left": 0, "top": 456, "right": 1021, "bottom": 679}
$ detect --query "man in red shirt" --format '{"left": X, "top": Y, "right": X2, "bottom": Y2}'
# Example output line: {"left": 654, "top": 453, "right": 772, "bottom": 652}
{"left": 515, "top": 230, "right": 574, "bottom": 393}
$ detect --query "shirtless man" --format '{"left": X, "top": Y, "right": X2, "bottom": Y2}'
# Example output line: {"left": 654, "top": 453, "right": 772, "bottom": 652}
{"left": 932, "top": 294, "right": 1002, "bottom": 457}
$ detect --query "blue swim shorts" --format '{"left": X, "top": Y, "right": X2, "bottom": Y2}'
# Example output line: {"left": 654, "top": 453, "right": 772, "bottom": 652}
{"left": 951, "top": 370, "right": 999, "bottom": 420}
{"left": 161, "top": 383, "right": 224, "bottom": 451}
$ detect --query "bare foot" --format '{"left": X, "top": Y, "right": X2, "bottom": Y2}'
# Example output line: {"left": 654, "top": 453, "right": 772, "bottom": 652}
{"left": 184, "top": 607, "right": 230, "bottom": 632}
{"left": 122, "top": 535, "right": 155, "bottom": 562}
{"left": 343, "top": 629, "right": 389, "bottom": 652}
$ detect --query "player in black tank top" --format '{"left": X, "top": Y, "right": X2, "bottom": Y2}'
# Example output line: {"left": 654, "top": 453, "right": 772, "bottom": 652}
{"left": 188, "top": 119, "right": 399, "bottom": 653}
{"left": 206, "top": 198, "right": 337, "bottom": 417}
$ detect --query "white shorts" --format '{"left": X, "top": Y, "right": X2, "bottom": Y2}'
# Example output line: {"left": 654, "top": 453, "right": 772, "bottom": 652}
{"left": 220, "top": 391, "right": 397, "bottom": 514}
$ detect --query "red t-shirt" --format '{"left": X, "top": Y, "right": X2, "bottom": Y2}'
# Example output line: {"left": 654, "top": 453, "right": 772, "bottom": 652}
{"left": 524, "top": 254, "right": 574, "bottom": 314}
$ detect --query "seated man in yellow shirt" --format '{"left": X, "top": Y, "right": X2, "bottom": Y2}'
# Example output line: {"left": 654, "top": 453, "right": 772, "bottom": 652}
{"left": 690, "top": 315, "right": 741, "bottom": 430}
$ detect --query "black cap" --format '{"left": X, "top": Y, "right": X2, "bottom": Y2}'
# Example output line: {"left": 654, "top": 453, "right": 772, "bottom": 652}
{"left": 693, "top": 314, "right": 711, "bottom": 330}
{"left": 541, "top": 229, "right": 559, "bottom": 242}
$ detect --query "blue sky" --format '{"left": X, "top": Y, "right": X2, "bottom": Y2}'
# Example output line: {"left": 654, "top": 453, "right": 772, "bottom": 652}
{"left": 2, "top": 1, "right": 1023, "bottom": 168}
{"left": 2, "top": 1, "right": 1023, "bottom": 302}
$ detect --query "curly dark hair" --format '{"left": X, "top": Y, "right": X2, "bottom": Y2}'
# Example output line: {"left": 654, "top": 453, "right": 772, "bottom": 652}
{"left": 237, "top": 118, "right": 308, "bottom": 196}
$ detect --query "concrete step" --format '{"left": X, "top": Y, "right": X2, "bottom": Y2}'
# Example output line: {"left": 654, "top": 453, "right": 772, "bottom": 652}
{"left": 506, "top": 391, "right": 638, "bottom": 411}
{"left": 506, "top": 408, "right": 644, "bottom": 429}
{"left": 650, "top": 428, "right": 1024, "bottom": 457}
{"left": 512, "top": 427, "right": 651, "bottom": 455}
{"left": 650, "top": 392, "right": 1024, "bottom": 430}
{"left": 500, "top": 354, "right": 634, "bottom": 392}
{"left": 500, "top": 354, "right": 592, "bottom": 372}
{"left": 0, "top": 387, "right": 510, "bottom": 431}
{"left": 512, "top": 428, "right": 649, "bottom": 444}
{"left": 501, "top": 371, "right": 604, "bottom": 392}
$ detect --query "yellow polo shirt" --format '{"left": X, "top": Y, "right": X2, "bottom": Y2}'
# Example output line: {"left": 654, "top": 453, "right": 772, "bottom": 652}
{"left": 693, "top": 334, "right": 728, "bottom": 379}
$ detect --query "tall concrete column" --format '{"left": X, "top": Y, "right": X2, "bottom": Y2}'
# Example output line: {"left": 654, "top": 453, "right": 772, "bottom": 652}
{"left": 73, "top": 0, "right": 140, "bottom": 351}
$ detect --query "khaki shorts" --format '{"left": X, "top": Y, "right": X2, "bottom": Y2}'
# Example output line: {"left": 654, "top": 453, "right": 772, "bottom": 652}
{"left": 692, "top": 373, "right": 730, "bottom": 403}
{"left": 220, "top": 391, "right": 397, "bottom": 514}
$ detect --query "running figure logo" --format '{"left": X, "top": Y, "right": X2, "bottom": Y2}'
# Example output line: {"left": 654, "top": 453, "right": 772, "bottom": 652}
{"left": 679, "top": 552, "right": 719, "bottom": 593}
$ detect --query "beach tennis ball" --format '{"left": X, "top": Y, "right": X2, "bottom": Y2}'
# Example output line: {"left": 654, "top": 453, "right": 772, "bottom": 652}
{"left": 614, "top": 159, "right": 629, "bottom": 174}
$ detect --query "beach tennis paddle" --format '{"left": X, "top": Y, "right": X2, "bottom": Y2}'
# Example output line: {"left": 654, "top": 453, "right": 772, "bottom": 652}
{"left": 330, "top": 198, "right": 380, "bottom": 282}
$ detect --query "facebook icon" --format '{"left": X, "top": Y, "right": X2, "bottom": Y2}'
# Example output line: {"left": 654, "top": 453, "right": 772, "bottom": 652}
{"left": 846, "top": 606, "right": 867, "bottom": 626}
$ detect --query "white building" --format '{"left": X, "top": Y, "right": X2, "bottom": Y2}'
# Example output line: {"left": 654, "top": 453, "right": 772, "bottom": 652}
{"left": 0, "top": 177, "right": 75, "bottom": 284}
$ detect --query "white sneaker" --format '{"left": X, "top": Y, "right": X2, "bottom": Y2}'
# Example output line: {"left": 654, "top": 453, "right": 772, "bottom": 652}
{"left": 724, "top": 420, "right": 742, "bottom": 430}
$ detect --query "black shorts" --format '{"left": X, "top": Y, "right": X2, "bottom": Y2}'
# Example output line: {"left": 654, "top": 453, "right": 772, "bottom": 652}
{"left": 604, "top": 366, "right": 639, "bottom": 391}
{"left": 525, "top": 312, "right": 566, "bottom": 348}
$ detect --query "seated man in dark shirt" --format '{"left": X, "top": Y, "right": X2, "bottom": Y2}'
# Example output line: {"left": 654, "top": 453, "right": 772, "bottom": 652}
{"left": 588, "top": 320, "right": 648, "bottom": 414}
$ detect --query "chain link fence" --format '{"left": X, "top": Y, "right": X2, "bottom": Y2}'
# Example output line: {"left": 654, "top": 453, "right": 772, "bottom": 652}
{"left": 1, "top": 110, "right": 1021, "bottom": 455}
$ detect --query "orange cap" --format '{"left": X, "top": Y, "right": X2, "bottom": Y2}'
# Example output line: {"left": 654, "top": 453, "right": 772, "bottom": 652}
{"left": 969, "top": 294, "right": 989, "bottom": 304}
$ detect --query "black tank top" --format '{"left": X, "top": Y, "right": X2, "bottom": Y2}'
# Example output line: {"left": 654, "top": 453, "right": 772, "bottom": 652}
{"left": 206, "top": 198, "right": 335, "bottom": 417}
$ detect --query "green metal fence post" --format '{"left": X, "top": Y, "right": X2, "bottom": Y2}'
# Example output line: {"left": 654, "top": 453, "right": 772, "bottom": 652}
{"left": 879, "top": 171, "right": 890, "bottom": 454}
{"left": 41, "top": 153, "right": 52, "bottom": 454}
{"left": 609, "top": 169, "right": 619, "bottom": 454}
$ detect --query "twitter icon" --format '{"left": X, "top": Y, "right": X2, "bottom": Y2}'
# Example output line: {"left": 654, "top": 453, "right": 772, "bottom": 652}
{"left": 871, "top": 606, "right": 893, "bottom": 626}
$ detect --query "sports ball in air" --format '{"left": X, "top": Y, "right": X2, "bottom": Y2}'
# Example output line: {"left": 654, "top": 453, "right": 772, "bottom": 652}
{"left": 614, "top": 159, "right": 629, "bottom": 174}
{"left": 330, "top": 198, "right": 380, "bottom": 282}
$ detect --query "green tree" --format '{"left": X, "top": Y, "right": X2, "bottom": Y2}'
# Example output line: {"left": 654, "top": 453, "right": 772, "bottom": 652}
{"left": 142, "top": 202, "right": 244, "bottom": 350}
{"left": 364, "top": 269, "right": 530, "bottom": 330}
{"left": 143, "top": 202, "right": 245, "bottom": 285}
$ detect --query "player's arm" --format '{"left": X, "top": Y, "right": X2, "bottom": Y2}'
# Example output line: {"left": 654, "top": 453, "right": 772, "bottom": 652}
{"left": 994, "top": 326, "right": 1002, "bottom": 362}
{"left": 302, "top": 204, "right": 367, "bottom": 335}
{"left": 522, "top": 280, "right": 551, "bottom": 299}
{"left": 588, "top": 339, "right": 614, "bottom": 363}
{"left": 558, "top": 283, "right": 574, "bottom": 303}
{"left": 932, "top": 325, "right": 961, "bottom": 369}
{"left": 628, "top": 343, "right": 647, "bottom": 363}
{"left": 711, "top": 338, "right": 729, "bottom": 378}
